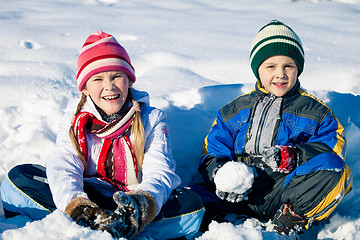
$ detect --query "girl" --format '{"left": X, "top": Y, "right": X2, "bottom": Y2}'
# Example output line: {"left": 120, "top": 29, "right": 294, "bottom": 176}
{"left": 1, "top": 30, "right": 204, "bottom": 239}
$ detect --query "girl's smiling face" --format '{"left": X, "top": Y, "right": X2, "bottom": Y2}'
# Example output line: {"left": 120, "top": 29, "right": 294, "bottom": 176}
{"left": 82, "top": 71, "right": 132, "bottom": 115}
{"left": 258, "top": 55, "right": 298, "bottom": 97}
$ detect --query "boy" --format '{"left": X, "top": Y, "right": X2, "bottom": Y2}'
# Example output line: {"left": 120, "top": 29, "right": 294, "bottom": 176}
{"left": 194, "top": 20, "right": 352, "bottom": 235}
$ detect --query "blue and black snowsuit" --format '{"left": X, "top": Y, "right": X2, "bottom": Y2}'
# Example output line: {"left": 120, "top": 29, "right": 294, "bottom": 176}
{"left": 194, "top": 80, "right": 352, "bottom": 230}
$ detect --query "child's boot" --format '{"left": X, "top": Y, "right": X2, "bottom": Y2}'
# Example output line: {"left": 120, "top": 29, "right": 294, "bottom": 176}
{"left": 272, "top": 204, "right": 307, "bottom": 235}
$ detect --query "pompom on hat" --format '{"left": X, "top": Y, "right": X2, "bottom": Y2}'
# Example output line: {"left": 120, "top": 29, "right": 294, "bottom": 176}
{"left": 76, "top": 30, "right": 136, "bottom": 91}
{"left": 250, "top": 20, "right": 305, "bottom": 79}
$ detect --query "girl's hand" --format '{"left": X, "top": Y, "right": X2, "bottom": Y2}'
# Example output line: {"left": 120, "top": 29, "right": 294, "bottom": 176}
{"left": 64, "top": 197, "right": 121, "bottom": 233}
{"left": 112, "top": 190, "right": 157, "bottom": 237}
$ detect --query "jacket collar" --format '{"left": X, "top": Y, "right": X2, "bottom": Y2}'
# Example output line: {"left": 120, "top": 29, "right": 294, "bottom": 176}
{"left": 255, "top": 80, "right": 300, "bottom": 98}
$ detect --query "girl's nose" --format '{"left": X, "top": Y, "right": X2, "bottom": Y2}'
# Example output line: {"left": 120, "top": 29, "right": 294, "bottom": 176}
{"left": 104, "top": 79, "right": 114, "bottom": 90}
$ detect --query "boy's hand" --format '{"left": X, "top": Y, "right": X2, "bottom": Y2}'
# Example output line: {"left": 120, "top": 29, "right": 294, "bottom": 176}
{"left": 216, "top": 189, "right": 251, "bottom": 203}
{"left": 278, "top": 146, "right": 295, "bottom": 173}
{"left": 213, "top": 161, "right": 255, "bottom": 203}
{"left": 262, "top": 146, "right": 295, "bottom": 173}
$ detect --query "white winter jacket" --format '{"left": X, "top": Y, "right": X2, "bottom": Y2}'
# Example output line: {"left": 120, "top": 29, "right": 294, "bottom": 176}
{"left": 46, "top": 89, "right": 181, "bottom": 214}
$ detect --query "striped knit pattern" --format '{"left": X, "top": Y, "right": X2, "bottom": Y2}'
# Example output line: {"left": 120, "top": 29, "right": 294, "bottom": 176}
{"left": 250, "top": 20, "right": 304, "bottom": 79}
{"left": 76, "top": 30, "right": 136, "bottom": 91}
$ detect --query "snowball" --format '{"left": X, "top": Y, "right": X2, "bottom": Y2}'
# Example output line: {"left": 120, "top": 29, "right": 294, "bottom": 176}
{"left": 214, "top": 162, "right": 255, "bottom": 194}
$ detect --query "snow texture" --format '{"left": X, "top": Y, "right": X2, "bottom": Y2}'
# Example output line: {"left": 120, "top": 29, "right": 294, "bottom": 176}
{"left": 0, "top": 0, "right": 360, "bottom": 239}
{"left": 214, "top": 162, "right": 254, "bottom": 194}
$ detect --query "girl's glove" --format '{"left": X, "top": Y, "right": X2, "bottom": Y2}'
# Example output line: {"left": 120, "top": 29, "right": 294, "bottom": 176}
{"left": 213, "top": 161, "right": 255, "bottom": 203}
{"left": 111, "top": 190, "right": 158, "bottom": 238}
{"left": 64, "top": 197, "right": 118, "bottom": 231}
{"left": 262, "top": 146, "right": 295, "bottom": 173}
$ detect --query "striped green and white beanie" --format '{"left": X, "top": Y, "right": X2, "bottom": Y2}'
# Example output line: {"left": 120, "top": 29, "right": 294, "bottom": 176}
{"left": 250, "top": 20, "right": 304, "bottom": 79}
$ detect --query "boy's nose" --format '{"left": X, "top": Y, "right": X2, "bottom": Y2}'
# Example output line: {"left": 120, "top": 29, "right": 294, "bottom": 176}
{"left": 276, "top": 69, "right": 286, "bottom": 79}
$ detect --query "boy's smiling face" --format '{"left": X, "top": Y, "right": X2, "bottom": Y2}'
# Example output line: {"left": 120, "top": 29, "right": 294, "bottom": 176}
{"left": 258, "top": 55, "right": 298, "bottom": 97}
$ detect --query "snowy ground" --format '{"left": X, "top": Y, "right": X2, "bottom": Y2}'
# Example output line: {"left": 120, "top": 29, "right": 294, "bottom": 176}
{"left": 0, "top": 0, "right": 360, "bottom": 239}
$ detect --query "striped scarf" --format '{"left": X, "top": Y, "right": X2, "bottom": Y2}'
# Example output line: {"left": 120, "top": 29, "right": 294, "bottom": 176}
{"left": 72, "top": 104, "right": 139, "bottom": 191}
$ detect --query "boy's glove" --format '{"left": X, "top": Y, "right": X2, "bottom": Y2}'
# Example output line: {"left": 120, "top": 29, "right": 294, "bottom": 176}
{"left": 262, "top": 146, "right": 295, "bottom": 173}
{"left": 213, "top": 161, "right": 255, "bottom": 203}
{"left": 272, "top": 204, "right": 307, "bottom": 235}
{"left": 215, "top": 188, "right": 252, "bottom": 203}
{"left": 111, "top": 190, "right": 158, "bottom": 238}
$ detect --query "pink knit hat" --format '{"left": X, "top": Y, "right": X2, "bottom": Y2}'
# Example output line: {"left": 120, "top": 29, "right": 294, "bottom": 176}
{"left": 76, "top": 30, "right": 136, "bottom": 91}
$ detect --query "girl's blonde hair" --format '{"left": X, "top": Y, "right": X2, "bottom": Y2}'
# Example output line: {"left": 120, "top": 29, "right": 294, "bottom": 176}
{"left": 69, "top": 90, "right": 145, "bottom": 172}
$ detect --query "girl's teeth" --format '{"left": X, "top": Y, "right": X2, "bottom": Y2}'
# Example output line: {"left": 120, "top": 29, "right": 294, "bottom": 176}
{"left": 104, "top": 95, "right": 119, "bottom": 100}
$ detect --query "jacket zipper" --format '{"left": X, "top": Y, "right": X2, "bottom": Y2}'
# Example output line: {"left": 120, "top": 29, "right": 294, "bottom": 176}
{"left": 245, "top": 96, "right": 262, "bottom": 143}
{"left": 254, "top": 94, "right": 276, "bottom": 155}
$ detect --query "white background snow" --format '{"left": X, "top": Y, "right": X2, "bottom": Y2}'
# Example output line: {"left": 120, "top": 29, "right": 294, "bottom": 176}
{"left": 0, "top": 0, "right": 360, "bottom": 239}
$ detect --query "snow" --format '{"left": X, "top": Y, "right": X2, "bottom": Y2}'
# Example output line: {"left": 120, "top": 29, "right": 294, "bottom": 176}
{"left": 214, "top": 162, "right": 254, "bottom": 195}
{"left": 1, "top": 211, "right": 118, "bottom": 240}
{"left": 197, "top": 220, "right": 263, "bottom": 240}
{"left": 0, "top": 0, "right": 360, "bottom": 239}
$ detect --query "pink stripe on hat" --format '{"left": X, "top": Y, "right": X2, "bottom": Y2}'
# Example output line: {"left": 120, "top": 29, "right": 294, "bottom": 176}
{"left": 76, "top": 30, "right": 136, "bottom": 91}
{"left": 77, "top": 58, "right": 135, "bottom": 89}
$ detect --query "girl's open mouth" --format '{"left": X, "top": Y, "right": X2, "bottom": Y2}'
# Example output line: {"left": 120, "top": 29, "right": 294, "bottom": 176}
{"left": 102, "top": 94, "right": 120, "bottom": 100}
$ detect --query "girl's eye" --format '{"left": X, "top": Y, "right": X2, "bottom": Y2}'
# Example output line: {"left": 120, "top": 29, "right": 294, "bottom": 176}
{"left": 114, "top": 75, "right": 124, "bottom": 79}
{"left": 89, "top": 75, "right": 103, "bottom": 81}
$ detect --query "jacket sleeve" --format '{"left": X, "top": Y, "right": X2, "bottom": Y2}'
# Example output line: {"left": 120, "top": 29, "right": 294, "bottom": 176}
{"left": 136, "top": 106, "right": 181, "bottom": 214}
{"left": 198, "top": 110, "right": 235, "bottom": 187}
{"left": 46, "top": 108, "right": 88, "bottom": 212}
{"left": 295, "top": 110, "right": 346, "bottom": 167}
{"left": 283, "top": 110, "right": 351, "bottom": 189}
